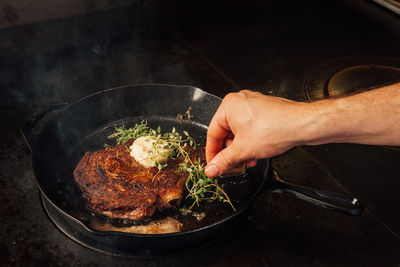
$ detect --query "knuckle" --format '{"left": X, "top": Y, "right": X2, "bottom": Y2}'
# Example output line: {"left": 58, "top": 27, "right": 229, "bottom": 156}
{"left": 223, "top": 91, "right": 247, "bottom": 105}
{"left": 239, "top": 89, "right": 253, "bottom": 94}
{"left": 223, "top": 92, "right": 236, "bottom": 102}
{"left": 238, "top": 89, "right": 264, "bottom": 97}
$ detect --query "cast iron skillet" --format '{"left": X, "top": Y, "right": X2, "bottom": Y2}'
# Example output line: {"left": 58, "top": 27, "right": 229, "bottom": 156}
{"left": 22, "top": 84, "right": 363, "bottom": 257}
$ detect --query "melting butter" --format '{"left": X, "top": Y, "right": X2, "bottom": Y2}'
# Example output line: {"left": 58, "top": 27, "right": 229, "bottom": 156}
{"left": 129, "top": 136, "right": 169, "bottom": 168}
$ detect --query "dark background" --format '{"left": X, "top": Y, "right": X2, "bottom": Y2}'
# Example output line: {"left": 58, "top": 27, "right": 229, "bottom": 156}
{"left": 1, "top": 0, "right": 400, "bottom": 266}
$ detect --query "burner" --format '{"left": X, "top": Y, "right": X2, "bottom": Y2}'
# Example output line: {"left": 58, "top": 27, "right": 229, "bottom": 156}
{"left": 304, "top": 55, "right": 400, "bottom": 101}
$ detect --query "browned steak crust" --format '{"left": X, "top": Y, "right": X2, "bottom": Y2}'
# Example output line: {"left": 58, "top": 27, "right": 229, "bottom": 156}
{"left": 73, "top": 139, "right": 204, "bottom": 221}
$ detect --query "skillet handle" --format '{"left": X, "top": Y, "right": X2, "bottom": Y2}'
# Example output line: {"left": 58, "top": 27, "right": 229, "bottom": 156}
{"left": 269, "top": 170, "right": 364, "bottom": 216}
{"left": 21, "top": 103, "right": 68, "bottom": 149}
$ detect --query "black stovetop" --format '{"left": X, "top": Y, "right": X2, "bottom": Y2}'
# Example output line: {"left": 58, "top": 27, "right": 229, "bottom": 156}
{"left": 1, "top": 0, "right": 400, "bottom": 266}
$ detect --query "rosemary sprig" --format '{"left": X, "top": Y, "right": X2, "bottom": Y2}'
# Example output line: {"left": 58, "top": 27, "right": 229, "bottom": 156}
{"left": 107, "top": 121, "right": 235, "bottom": 211}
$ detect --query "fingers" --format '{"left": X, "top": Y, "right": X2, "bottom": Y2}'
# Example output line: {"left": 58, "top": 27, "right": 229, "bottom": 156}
{"left": 205, "top": 91, "right": 260, "bottom": 177}
{"left": 205, "top": 123, "right": 228, "bottom": 164}
{"left": 205, "top": 138, "right": 257, "bottom": 177}
{"left": 224, "top": 136, "right": 234, "bottom": 147}
{"left": 224, "top": 138, "right": 257, "bottom": 167}
{"left": 205, "top": 104, "right": 231, "bottom": 163}
{"left": 205, "top": 140, "right": 244, "bottom": 177}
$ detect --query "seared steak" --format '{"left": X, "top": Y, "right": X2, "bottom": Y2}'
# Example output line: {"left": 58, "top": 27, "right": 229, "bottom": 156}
{"left": 73, "top": 140, "right": 203, "bottom": 221}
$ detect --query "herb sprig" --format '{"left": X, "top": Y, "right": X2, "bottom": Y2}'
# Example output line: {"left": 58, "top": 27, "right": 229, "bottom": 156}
{"left": 178, "top": 160, "right": 235, "bottom": 211}
{"left": 107, "top": 121, "right": 235, "bottom": 211}
{"left": 108, "top": 121, "right": 159, "bottom": 145}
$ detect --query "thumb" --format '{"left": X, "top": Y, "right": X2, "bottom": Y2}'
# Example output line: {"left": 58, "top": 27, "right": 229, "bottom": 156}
{"left": 204, "top": 141, "right": 244, "bottom": 177}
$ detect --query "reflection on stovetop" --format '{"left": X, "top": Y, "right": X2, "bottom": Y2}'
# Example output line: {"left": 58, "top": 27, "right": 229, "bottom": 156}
{"left": 1, "top": 0, "right": 400, "bottom": 265}
{"left": 304, "top": 55, "right": 400, "bottom": 100}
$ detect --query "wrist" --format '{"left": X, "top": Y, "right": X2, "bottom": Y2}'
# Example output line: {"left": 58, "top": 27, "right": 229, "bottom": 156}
{"left": 299, "top": 84, "right": 400, "bottom": 146}
{"left": 299, "top": 98, "right": 356, "bottom": 145}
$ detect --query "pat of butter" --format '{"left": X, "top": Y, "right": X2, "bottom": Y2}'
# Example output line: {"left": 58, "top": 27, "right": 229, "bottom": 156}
{"left": 129, "top": 136, "right": 169, "bottom": 168}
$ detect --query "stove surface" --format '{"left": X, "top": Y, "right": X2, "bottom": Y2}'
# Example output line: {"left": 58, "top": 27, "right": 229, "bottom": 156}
{"left": 1, "top": 0, "right": 400, "bottom": 266}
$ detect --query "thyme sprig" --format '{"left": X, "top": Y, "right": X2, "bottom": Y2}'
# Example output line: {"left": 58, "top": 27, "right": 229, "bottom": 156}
{"left": 107, "top": 121, "right": 235, "bottom": 211}
{"left": 108, "top": 121, "right": 159, "bottom": 145}
{"left": 178, "top": 160, "right": 235, "bottom": 211}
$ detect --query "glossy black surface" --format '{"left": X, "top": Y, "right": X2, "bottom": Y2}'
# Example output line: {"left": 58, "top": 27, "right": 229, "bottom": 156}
{"left": 1, "top": 0, "right": 400, "bottom": 266}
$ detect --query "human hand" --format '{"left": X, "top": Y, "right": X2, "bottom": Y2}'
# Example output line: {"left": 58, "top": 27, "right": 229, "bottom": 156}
{"left": 205, "top": 83, "right": 400, "bottom": 177}
{"left": 205, "top": 90, "right": 307, "bottom": 177}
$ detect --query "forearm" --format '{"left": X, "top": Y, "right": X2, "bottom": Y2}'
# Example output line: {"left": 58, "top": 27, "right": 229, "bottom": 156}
{"left": 301, "top": 82, "right": 400, "bottom": 146}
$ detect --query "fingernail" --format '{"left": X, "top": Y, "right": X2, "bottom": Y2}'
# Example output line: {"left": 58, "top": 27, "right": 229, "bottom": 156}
{"left": 205, "top": 164, "right": 220, "bottom": 177}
